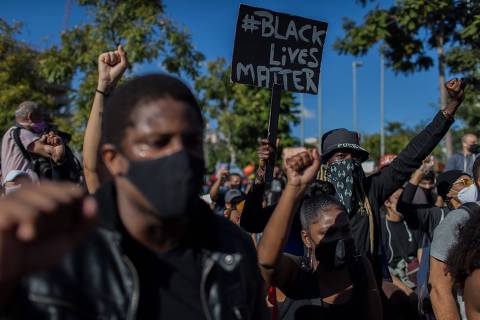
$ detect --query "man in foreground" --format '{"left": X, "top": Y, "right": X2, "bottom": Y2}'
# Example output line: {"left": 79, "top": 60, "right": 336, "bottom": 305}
{"left": 0, "top": 49, "right": 267, "bottom": 319}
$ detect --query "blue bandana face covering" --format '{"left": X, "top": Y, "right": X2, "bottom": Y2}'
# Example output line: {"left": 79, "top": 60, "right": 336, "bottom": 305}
{"left": 325, "top": 159, "right": 363, "bottom": 214}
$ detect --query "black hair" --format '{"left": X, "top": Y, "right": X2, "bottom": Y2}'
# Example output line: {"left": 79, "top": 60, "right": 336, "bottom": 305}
{"left": 422, "top": 170, "right": 435, "bottom": 182}
{"left": 447, "top": 207, "right": 480, "bottom": 289}
{"left": 102, "top": 73, "right": 203, "bottom": 149}
{"left": 473, "top": 157, "right": 480, "bottom": 183}
{"left": 228, "top": 173, "right": 242, "bottom": 180}
{"left": 300, "top": 180, "right": 344, "bottom": 230}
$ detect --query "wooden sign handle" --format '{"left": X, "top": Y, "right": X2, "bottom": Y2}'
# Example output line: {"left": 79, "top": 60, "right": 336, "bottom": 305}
{"left": 265, "top": 84, "right": 281, "bottom": 186}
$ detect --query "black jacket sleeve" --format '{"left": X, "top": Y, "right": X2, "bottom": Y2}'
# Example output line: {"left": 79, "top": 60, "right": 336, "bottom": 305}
{"left": 397, "top": 182, "right": 446, "bottom": 240}
{"left": 240, "top": 183, "right": 275, "bottom": 233}
{"left": 369, "top": 111, "right": 454, "bottom": 205}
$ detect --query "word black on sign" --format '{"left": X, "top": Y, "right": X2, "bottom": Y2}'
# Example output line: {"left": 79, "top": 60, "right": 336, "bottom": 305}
{"left": 232, "top": 4, "right": 328, "bottom": 94}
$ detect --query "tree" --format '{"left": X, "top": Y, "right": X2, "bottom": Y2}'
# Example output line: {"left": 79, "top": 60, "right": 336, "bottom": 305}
{"left": 37, "top": 0, "right": 204, "bottom": 147}
{"left": 362, "top": 121, "right": 443, "bottom": 163}
{"left": 0, "top": 19, "right": 68, "bottom": 135}
{"left": 334, "top": 0, "right": 480, "bottom": 158}
{"left": 195, "top": 58, "right": 300, "bottom": 168}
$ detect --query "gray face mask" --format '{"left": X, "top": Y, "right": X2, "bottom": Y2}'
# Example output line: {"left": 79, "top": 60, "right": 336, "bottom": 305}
{"left": 325, "top": 159, "right": 364, "bottom": 214}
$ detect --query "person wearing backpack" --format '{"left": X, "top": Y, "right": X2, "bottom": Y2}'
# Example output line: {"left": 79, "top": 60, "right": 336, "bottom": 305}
{"left": 429, "top": 158, "right": 480, "bottom": 320}
{"left": 0, "top": 101, "right": 83, "bottom": 184}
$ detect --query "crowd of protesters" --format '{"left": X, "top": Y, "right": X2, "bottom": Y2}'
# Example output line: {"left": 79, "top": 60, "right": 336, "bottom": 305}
{"left": 0, "top": 45, "right": 479, "bottom": 320}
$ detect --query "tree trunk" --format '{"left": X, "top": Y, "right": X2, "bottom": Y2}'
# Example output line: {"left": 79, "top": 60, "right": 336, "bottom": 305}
{"left": 226, "top": 135, "right": 237, "bottom": 165}
{"left": 436, "top": 34, "right": 453, "bottom": 158}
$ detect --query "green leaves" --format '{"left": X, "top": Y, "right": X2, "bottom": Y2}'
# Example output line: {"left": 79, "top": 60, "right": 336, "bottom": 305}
{"left": 3, "top": 0, "right": 205, "bottom": 150}
{"left": 195, "top": 58, "right": 300, "bottom": 170}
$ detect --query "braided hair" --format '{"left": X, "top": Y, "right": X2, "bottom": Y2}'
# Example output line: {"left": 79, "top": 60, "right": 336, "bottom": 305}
{"left": 300, "top": 180, "right": 343, "bottom": 230}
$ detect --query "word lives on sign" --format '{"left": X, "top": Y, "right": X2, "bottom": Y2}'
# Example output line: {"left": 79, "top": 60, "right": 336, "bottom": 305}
{"left": 232, "top": 4, "right": 328, "bottom": 94}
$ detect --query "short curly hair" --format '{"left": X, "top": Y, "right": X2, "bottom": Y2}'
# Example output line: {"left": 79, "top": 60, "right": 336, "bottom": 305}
{"left": 447, "top": 206, "right": 480, "bottom": 289}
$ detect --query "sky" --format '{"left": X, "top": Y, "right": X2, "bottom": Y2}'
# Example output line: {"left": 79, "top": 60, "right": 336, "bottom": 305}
{"left": 2, "top": 0, "right": 457, "bottom": 143}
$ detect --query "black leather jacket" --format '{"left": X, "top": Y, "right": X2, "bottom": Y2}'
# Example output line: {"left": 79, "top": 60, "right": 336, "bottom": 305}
{"left": 4, "top": 182, "right": 268, "bottom": 320}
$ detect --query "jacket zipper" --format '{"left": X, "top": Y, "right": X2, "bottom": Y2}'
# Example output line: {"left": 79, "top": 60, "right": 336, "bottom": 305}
{"left": 29, "top": 293, "right": 95, "bottom": 318}
{"left": 200, "top": 257, "right": 215, "bottom": 320}
{"left": 123, "top": 255, "right": 140, "bottom": 320}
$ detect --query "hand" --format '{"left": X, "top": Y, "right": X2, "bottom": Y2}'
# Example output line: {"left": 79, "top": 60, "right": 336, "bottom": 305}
{"left": 0, "top": 182, "right": 96, "bottom": 285}
{"left": 45, "top": 131, "right": 63, "bottom": 146}
{"left": 52, "top": 144, "right": 66, "bottom": 164}
{"left": 216, "top": 168, "right": 229, "bottom": 182}
{"left": 257, "top": 139, "right": 276, "bottom": 168}
{"left": 97, "top": 45, "right": 128, "bottom": 92}
{"left": 284, "top": 149, "right": 320, "bottom": 188}
{"left": 419, "top": 155, "right": 434, "bottom": 173}
{"left": 446, "top": 78, "right": 465, "bottom": 102}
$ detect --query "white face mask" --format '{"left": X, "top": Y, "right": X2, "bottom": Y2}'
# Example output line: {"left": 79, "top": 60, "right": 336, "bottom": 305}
{"left": 458, "top": 183, "right": 478, "bottom": 204}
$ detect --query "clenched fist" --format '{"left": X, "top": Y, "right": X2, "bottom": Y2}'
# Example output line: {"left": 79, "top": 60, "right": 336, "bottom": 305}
{"left": 97, "top": 45, "right": 128, "bottom": 93}
{"left": 284, "top": 149, "right": 320, "bottom": 187}
{"left": 446, "top": 78, "right": 466, "bottom": 102}
{"left": 0, "top": 182, "right": 96, "bottom": 288}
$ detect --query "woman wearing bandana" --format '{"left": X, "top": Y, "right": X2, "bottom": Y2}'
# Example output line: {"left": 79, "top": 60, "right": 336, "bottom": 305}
{"left": 257, "top": 149, "right": 382, "bottom": 320}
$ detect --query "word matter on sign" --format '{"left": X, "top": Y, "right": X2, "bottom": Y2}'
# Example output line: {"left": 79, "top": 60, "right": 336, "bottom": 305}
{"left": 232, "top": 4, "right": 328, "bottom": 95}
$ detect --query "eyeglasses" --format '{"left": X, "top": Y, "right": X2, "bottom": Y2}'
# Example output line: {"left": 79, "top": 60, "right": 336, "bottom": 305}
{"left": 453, "top": 177, "right": 474, "bottom": 187}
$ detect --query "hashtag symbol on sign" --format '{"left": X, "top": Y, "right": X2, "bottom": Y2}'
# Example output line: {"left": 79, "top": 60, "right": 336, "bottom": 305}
{"left": 241, "top": 14, "right": 261, "bottom": 33}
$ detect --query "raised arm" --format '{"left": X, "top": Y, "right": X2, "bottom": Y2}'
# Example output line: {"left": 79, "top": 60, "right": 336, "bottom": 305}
{"left": 429, "top": 257, "right": 460, "bottom": 320}
{"left": 0, "top": 182, "right": 96, "bottom": 305}
{"left": 371, "top": 78, "right": 465, "bottom": 203}
{"left": 240, "top": 139, "right": 275, "bottom": 232}
{"left": 257, "top": 149, "right": 320, "bottom": 288}
{"left": 83, "top": 45, "right": 128, "bottom": 193}
{"left": 209, "top": 167, "right": 228, "bottom": 202}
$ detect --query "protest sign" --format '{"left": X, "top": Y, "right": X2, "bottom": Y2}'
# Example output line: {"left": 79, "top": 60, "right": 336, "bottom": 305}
{"left": 232, "top": 4, "right": 328, "bottom": 94}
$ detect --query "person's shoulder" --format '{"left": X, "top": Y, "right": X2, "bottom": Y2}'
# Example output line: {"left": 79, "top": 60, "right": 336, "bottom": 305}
{"left": 1, "top": 127, "right": 15, "bottom": 140}
{"left": 431, "top": 207, "right": 469, "bottom": 260}
{"left": 440, "top": 207, "right": 470, "bottom": 225}
{"left": 212, "top": 213, "right": 252, "bottom": 244}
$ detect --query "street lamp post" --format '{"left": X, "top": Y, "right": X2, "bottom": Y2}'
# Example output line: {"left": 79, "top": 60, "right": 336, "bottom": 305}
{"left": 380, "top": 53, "right": 385, "bottom": 157}
{"left": 352, "top": 61, "right": 363, "bottom": 132}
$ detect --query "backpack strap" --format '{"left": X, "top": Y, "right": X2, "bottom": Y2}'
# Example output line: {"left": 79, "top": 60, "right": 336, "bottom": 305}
{"left": 460, "top": 202, "right": 480, "bottom": 215}
{"left": 11, "top": 127, "right": 33, "bottom": 161}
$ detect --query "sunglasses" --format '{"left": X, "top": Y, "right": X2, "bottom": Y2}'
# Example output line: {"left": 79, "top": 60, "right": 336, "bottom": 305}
{"left": 453, "top": 177, "right": 474, "bottom": 187}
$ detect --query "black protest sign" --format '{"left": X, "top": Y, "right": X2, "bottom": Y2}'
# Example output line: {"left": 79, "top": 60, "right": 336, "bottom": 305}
{"left": 231, "top": 4, "right": 328, "bottom": 95}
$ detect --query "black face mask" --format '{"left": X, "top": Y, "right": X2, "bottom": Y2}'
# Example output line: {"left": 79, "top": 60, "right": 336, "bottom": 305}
{"left": 314, "top": 238, "right": 355, "bottom": 271}
{"left": 126, "top": 150, "right": 205, "bottom": 219}
{"left": 325, "top": 159, "right": 364, "bottom": 214}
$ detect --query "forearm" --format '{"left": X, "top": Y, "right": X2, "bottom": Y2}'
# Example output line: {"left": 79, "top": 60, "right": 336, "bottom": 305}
{"left": 240, "top": 183, "right": 271, "bottom": 233}
{"left": 390, "top": 112, "right": 453, "bottom": 178}
{"left": 257, "top": 184, "right": 303, "bottom": 268}
{"left": 209, "top": 179, "right": 222, "bottom": 201}
{"left": 83, "top": 89, "right": 106, "bottom": 194}
{"left": 430, "top": 286, "right": 460, "bottom": 320}
{"left": 409, "top": 170, "right": 424, "bottom": 185}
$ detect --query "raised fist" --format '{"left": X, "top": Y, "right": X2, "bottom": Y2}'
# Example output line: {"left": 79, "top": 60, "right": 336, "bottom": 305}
{"left": 445, "top": 78, "right": 466, "bottom": 102}
{"left": 284, "top": 149, "right": 320, "bottom": 187}
{"left": 0, "top": 182, "right": 96, "bottom": 285}
{"left": 97, "top": 45, "right": 128, "bottom": 92}
{"left": 258, "top": 138, "right": 276, "bottom": 168}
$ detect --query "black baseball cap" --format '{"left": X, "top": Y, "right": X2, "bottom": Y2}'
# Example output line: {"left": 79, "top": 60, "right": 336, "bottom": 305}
{"left": 436, "top": 170, "right": 469, "bottom": 199}
{"left": 224, "top": 189, "right": 244, "bottom": 204}
{"left": 321, "top": 128, "right": 369, "bottom": 163}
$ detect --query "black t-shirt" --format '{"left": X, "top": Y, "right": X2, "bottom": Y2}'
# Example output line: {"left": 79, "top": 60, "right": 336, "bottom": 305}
{"left": 381, "top": 216, "right": 422, "bottom": 264}
{"left": 277, "top": 257, "right": 369, "bottom": 320}
{"left": 122, "top": 232, "right": 206, "bottom": 320}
